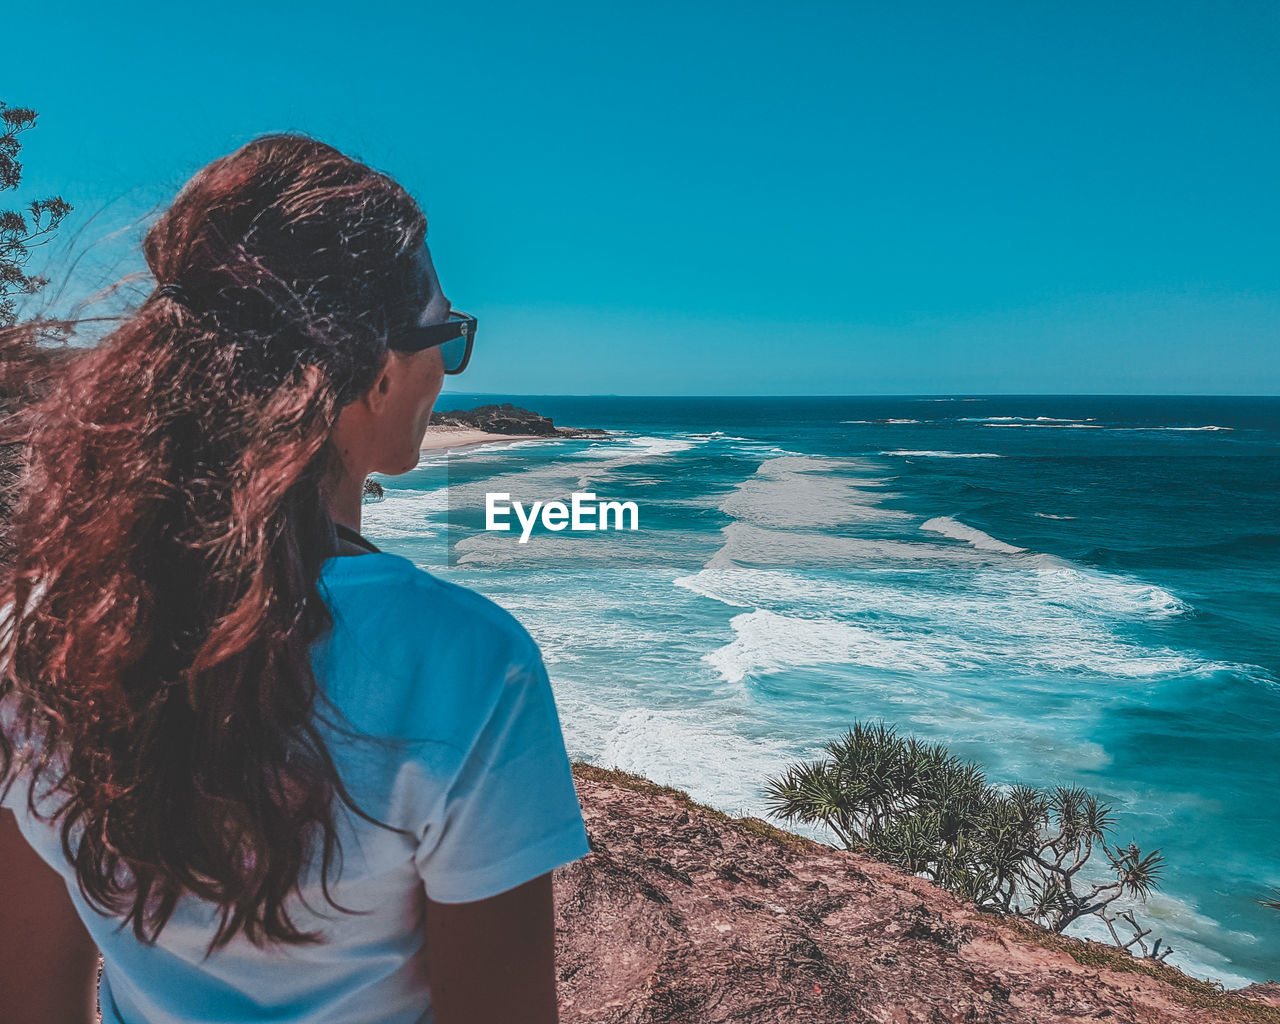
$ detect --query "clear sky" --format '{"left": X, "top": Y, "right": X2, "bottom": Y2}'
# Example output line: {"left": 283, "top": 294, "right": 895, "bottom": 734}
{"left": 6, "top": 0, "right": 1278, "bottom": 395}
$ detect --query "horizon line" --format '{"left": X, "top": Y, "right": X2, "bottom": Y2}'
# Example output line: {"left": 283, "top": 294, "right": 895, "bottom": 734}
{"left": 436, "top": 391, "right": 1280, "bottom": 400}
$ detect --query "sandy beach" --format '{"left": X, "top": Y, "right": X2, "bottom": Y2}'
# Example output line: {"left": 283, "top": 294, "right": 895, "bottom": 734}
{"left": 419, "top": 425, "right": 546, "bottom": 452}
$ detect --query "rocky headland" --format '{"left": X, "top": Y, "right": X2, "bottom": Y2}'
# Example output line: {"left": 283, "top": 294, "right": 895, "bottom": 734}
{"left": 554, "top": 765, "right": 1279, "bottom": 1024}
{"left": 428, "top": 403, "right": 609, "bottom": 439}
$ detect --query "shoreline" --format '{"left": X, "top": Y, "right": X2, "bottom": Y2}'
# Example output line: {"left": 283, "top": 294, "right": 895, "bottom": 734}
{"left": 419, "top": 426, "right": 549, "bottom": 452}
{"left": 423, "top": 404, "right": 611, "bottom": 453}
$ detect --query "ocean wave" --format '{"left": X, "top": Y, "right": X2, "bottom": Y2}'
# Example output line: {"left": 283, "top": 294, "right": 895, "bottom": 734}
{"left": 880, "top": 449, "right": 1004, "bottom": 458}
{"left": 718, "top": 520, "right": 971, "bottom": 564}
{"left": 674, "top": 528, "right": 993, "bottom": 611}
{"left": 981, "top": 422, "right": 1105, "bottom": 429}
{"left": 701, "top": 606, "right": 1206, "bottom": 686}
{"left": 574, "top": 705, "right": 813, "bottom": 818}
{"left": 681, "top": 503, "right": 1202, "bottom": 686}
{"left": 705, "top": 609, "right": 969, "bottom": 683}
{"left": 677, "top": 556, "right": 966, "bottom": 616}
{"left": 574, "top": 435, "right": 705, "bottom": 488}
{"left": 921, "top": 516, "right": 1025, "bottom": 554}
{"left": 1031, "top": 553, "right": 1190, "bottom": 618}
{"left": 679, "top": 536, "right": 1191, "bottom": 625}
{"left": 360, "top": 486, "right": 447, "bottom": 539}
{"left": 482, "top": 584, "right": 694, "bottom": 666}
{"left": 976, "top": 422, "right": 1233, "bottom": 432}
{"left": 1106, "top": 425, "right": 1235, "bottom": 432}
{"left": 959, "top": 416, "right": 1095, "bottom": 424}
{"left": 718, "top": 456, "right": 910, "bottom": 529}
{"left": 915, "top": 520, "right": 1189, "bottom": 615}
{"left": 1034, "top": 512, "right": 1076, "bottom": 520}
{"left": 581, "top": 435, "right": 700, "bottom": 457}
{"left": 1060, "top": 893, "right": 1258, "bottom": 990}
{"left": 841, "top": 418, "right": 921, "bottom": 424}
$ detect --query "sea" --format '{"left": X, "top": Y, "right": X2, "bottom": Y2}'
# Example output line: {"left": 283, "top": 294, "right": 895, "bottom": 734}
{"left": 363, "top": 394, "right": 1280, "bottom": 989}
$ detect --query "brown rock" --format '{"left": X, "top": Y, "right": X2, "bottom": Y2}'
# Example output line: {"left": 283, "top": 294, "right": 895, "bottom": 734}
{"left": 554, "top": 765, "right": 1278, "bottom": 1024}
{"left": 1238, "top": 984, "right": 1280, "bottom": 1008}
{"left": 429, "top": 403, "right": 609, "bottom": 439}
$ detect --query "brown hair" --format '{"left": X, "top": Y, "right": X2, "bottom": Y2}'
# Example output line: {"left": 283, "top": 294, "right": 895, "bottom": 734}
{"left": 0, "top": 134, "right": 427, "bottom": 949}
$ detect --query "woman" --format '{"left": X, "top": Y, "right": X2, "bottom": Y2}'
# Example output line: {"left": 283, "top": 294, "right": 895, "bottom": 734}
{"left": 0, "top": 134, "right": 590, "bottom": 1023}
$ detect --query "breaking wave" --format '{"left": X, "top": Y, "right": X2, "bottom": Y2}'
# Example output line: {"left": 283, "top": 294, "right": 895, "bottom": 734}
{"left": 880, "top": 450, "right": 1004, "bottom": 458}
{"left": 574, "top": 435, "right": 705, "bottom": 489}
{"left": 920, "top": 516, "right": 1025, "bottom": 553}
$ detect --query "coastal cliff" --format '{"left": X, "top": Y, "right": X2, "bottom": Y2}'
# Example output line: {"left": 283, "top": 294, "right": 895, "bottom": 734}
{"left": 554, "top": 765, "right": 1279, "bottom": 1024}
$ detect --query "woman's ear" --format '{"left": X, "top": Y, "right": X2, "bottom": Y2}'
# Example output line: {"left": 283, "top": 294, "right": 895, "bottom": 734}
{"left": 358, "top": 352, "right": 396, "bottom": 415}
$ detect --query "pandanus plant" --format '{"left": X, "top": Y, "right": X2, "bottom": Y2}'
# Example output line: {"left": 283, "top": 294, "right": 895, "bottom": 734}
{"left": 764, "top": 720, "right": 1172, "bottom": 961}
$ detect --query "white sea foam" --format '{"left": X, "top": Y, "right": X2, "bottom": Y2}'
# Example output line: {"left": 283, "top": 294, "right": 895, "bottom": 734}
{"left": 479, "top": 584, "right": 692, "bottom": 666}
{"left": 682, "top": 542, "right": 1192, "bottom": 628}
{"left": 1034, "top": 512, "right": 1076, "bottom": 520}
{"left": 425, "top": 432, "right": 705, "bottom": 501}
{"left": 717, "top": 456, "right": 910, "bottom": 529}
{"left": 1106, "top": 425, "right": 1235, "bottom": 432}
{"left": 1061, "top": 888, "right": 1258, "bottom": 990}
{"left": 574, "top": 435, "right": 704, "bottom": 488}
{"left": 581, "top": 435, "right": 699, "bottom": 459}
{"left": 706, "top": 609, "right": 976, "bottom": 683}
{"left": 567, "top": 705, "right": 813, "bottom": 818}
{"left": 959, "top": 415, "right": 1095, "bottom": 424}
{"left": 977, "top": 421, "right": 1232, "bottom": 432}
{"left": 1032, "top": 554, "right": 1190, "bottom": 618}
{"left": 840, "top": 418, "right": 921, "bottom": 424}
{"left": 675, "top": 531, "right": 995, "bottom": 615}
{"left": 982, "top": 422, "right": 1105, "bottom": 429}
{"left": 880, "top": 449, "right": 1004, "bottom": 458}
{"left": 714, "top": 520, "right": 972, "bottom": 564}
{"left": 699, "top": 604, "right": 1206, "bottom": 686}
{"left": 921, "top": 516, "right": 1025, "bottom": 554}
{"left": 360, "top": 486, "right": 447, "bottom": 539}
{"left": 681, "top": 493, "right": 1202, "bottom": 687}
{"left": 677, "top": 558, "right": 927, "bottom": 615}
{"left": 915, "top": 520, "right": 1189, "bottom": 616}
{"left": 672, "top": 560, "right": 756, "bottom": 609}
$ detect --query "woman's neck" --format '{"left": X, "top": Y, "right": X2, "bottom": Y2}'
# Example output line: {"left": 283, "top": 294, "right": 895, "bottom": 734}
{"left": 326, "top": 470, "right": 364, "bottom": 534}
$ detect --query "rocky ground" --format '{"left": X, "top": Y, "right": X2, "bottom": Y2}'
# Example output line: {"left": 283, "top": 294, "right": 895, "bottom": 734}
{"left": 554, "top": 765, "right": 1280, "bottom": 1024}
{"left": 429, "top": 403, "right": 609, "bottom": 439}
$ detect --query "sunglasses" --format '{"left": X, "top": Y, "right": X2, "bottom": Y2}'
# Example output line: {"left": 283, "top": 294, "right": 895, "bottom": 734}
{"left": 387, "top": 309, "right": 477, "bottom": 374}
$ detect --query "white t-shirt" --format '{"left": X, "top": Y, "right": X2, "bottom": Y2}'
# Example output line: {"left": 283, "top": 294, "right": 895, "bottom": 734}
{"left": 1, "top": 551, "right": 591, "bottom": 1023}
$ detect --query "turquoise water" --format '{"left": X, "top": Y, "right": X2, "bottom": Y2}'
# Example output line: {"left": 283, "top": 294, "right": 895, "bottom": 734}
{"left": 364, "top": 395, "right": 1280, "bottom": 988}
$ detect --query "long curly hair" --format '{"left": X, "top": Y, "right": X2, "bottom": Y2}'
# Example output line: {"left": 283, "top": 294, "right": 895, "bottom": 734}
{"left": 0, "top": 134, "right": 428, "bottom": 949}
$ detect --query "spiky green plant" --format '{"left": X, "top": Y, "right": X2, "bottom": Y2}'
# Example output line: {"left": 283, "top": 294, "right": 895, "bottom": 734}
{"left": 1, "top": 102, "right": 73, "bottom": 328}
{"left": 764, "top": 720, "right": 1171, "bottom": 961}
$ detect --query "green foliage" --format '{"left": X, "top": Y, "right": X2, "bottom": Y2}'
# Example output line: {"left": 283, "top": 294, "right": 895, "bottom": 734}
{"left": 765, "top": 720, "right": 1174, "bottom": 961}
{"left": 1, "top": 101, "right": 73, "bottom": 327}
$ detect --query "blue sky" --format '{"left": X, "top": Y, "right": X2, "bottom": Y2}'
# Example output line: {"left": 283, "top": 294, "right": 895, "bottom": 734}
{"left": 7, "top": 0, "right": 1278, "bottom": 395}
